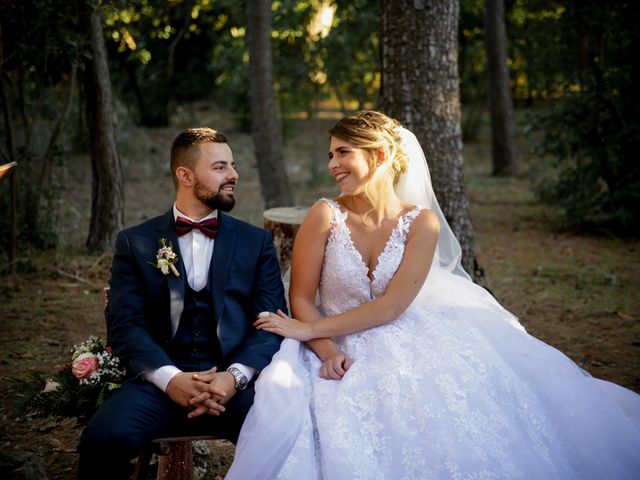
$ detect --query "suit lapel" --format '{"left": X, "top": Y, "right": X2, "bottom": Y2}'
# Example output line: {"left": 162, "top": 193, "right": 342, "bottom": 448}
{"left": 157, "top": 209, "right": 186, "bottom": 338}
{"left": 210, "top": 212, "right": 237, "bottom": 326}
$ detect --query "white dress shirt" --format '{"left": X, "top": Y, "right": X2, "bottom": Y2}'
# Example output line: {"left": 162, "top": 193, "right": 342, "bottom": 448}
{"left": 144, "top": 204, "right": 256, "bottom": 392}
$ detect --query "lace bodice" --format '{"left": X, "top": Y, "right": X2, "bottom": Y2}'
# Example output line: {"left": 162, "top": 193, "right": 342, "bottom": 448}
{"left": 318, "top": 198, "right": 423, "bottom": 317}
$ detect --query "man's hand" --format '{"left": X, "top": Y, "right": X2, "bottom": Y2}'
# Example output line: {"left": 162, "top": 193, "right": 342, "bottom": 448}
{"left": 319, "top": 351, "right": 353, "bottom": 380}
{"left": 165, "top": 371, "right": 227, "bottom": 417}
{"left": 187, "top": 368, "right": 238, "bottom": 419}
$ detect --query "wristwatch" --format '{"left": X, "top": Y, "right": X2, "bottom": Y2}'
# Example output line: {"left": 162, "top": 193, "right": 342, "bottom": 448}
{"left": 227, "top": 367, "right": 248, "bottom": 391}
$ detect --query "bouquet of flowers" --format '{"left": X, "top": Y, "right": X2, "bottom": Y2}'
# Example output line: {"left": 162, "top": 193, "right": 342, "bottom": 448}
{"left": 11, "top": 336, "right": 126, "bottom": 422}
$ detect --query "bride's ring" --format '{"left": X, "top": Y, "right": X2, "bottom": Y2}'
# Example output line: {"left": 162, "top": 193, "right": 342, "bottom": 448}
{"left": 274, "top": 322, "right": 279, "bottom": 327}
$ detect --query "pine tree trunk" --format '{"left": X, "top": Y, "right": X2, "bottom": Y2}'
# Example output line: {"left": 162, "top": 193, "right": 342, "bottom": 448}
{"left": 84, "top": 5, "right": 124, "bottom": 252}
{"left": 380, "top": 0, "right": 476, "bottom": 277}
{"left": 247, "top": 0, "right": 294, "bottom": 208}
{"left": 486, "top": 0, "right": 517, "bottom": 176}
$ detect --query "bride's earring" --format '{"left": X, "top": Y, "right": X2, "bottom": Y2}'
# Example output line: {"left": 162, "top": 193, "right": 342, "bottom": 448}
{"left": 375, "top": 150, "right": 385, "bottom": 167}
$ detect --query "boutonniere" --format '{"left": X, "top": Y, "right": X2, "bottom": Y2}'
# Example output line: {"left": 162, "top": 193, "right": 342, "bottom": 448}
{"left": 148, "top": 239, "right": 180, "bottom": 277}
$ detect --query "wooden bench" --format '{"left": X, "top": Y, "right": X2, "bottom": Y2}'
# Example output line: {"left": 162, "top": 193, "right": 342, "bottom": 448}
{"left": 132, "top": 435, "right": 220, "bottom": 480}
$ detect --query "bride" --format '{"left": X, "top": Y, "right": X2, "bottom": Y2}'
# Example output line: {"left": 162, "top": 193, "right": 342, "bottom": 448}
{"left": 225, "top": 111, "right": 640, "bottom": 479}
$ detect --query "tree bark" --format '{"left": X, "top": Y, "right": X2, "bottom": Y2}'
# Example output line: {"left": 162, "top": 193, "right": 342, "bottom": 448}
{"left": 485, "top": 0, "right": 517, "bottom": 176}
{"left": 380, "top": 0, "right": 476, "bottom": 277}
{"left": 84, "top": 4, "right": 124, "bottom": 252}
{"left": 246, "top": 0, "right": 294, "bottom": 208}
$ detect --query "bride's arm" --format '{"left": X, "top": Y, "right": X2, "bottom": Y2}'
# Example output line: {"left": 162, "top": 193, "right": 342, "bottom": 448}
{"left": 257, "top": 209, "right": 440, "bottom": 340}
{"left": 288, "top": 201, "right": 349, "bottom": 370}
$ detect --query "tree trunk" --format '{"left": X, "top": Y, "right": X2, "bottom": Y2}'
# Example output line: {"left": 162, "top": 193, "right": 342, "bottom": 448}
{"left": 485, "top": 0, "right": 517, "bottom": 176}
{"left": 84, "top": 4, "right": 124, "bottom": 252}
{"left": 380, "top": 0, "right": 476, "bottom": 277}
{"left": 246, "top": 0, "right": 294, "bottom": 208}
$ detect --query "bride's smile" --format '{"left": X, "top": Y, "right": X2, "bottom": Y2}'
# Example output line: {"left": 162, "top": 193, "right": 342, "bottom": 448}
{"left": 328, "top": 137, "right": 372, "bottom": 195}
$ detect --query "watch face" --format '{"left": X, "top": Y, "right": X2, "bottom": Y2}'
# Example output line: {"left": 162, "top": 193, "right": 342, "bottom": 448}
{"left": 229, "top": 368, "right": 248, "bottom": 390}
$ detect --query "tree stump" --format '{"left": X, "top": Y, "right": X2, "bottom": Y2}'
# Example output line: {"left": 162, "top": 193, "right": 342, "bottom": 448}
{"left": 263, "top": 207, "right": 308, "bottom": 274}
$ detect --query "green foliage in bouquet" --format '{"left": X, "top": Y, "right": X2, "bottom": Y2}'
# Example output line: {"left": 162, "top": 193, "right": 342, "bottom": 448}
{"left": 11, "top": 337, "right": 126, "bottom": 423}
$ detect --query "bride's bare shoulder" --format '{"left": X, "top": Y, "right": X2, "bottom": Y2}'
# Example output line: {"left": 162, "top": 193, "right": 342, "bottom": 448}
{"left": 411, "top": 209, "right": 441, "bottom": 237}
{"left": 300, "top": 199, "right": 334, "bottom": 230}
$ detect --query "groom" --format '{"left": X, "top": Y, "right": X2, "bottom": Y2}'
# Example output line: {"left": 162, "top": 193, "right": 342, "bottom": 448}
{"left": 77, "top": 128, "right": 286, "bottom": 479}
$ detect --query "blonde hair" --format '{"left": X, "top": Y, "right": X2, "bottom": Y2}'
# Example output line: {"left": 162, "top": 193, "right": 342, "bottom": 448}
{"left": 329, "top": 111, "right": 408, "bottom": 222}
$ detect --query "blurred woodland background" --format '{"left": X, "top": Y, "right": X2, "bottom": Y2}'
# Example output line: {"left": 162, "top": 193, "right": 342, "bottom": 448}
{"left": 0, "top": 0, "right": 638, "bottom": 478}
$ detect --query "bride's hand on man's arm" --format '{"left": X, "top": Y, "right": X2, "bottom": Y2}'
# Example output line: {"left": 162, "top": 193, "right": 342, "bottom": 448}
{"left": 255, "top": 310, "right": 352, "bottom": 380}
{"left": 254, "top": 309, "right": 315, "bottom": 341}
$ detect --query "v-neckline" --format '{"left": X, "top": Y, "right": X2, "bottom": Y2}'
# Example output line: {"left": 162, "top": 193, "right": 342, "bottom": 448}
{"left": 340, "top": 206, "right": 419, "bottom": 283}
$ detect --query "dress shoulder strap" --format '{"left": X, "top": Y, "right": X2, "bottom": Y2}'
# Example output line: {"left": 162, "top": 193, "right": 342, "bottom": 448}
{"left": 397, "top": 206, "right": 426, "bottom": 238}
{"left": 318, "top": 197, "right": 347, "bottom": 226}
{"left": 405, "top": 206, "right": 424, "bottom": 223}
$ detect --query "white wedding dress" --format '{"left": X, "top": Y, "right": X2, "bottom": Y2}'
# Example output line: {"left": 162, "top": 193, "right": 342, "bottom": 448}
{"left": 226, "top": 198, "right": 640, "bottom": 480}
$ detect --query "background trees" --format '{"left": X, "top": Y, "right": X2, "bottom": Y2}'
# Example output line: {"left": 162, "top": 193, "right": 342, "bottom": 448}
{"left": 1, "top": 0, "right": 638, "bottom": 262}
{"left": 525, "top": 0, "right": 640, "bottom": 234}
{"left": 485, "top": 0, "right": 517, "bottom": 176}
{"left": 0, "top": 0, "right": 86, "bottom": 250}
{"left": 247, "top": 0, "right": 294, "bottom": 208}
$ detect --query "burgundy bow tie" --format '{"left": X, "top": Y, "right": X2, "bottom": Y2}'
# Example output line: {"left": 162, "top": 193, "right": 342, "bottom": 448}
{"left": 175, "top": 216, "right": 218, "bottom": 238}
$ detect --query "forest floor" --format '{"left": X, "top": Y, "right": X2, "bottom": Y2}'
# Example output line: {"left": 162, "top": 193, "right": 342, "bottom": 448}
{"left": 0, "top": 103, "right": 638, "bottom": 479}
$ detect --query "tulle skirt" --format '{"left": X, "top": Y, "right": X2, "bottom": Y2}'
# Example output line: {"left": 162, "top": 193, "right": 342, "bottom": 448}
{"left": 226, "top": 293, "right": 640, "bottom": 479}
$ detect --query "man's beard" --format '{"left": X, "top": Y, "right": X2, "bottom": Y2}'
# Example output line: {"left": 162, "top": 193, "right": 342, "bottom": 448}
{"left": 194, "top": 176, "right": 236, "bottom": 212}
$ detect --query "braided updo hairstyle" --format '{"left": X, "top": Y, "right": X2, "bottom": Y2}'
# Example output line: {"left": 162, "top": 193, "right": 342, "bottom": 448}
{"left": 329, "top": 111, "right": 408, "bottom": 222}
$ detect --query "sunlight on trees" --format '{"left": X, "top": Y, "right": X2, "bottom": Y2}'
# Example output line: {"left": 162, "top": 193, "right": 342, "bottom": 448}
{"left": 1, "top": 0, "right": 638, "bottom": 262}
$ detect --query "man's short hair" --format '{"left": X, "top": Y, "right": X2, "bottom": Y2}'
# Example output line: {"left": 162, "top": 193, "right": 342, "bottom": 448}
{"left": 170, "top": 127, "right": 228, "bottom": 187}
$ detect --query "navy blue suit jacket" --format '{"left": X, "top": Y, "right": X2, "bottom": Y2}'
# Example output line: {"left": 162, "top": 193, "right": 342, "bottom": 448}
{"left": 106, "top": 208, "right": 285, "bottom": 377}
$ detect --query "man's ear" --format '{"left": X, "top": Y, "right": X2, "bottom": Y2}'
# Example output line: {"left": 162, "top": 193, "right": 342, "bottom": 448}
{"left": 175, "top": 166, "right": 194, "bottom": 187}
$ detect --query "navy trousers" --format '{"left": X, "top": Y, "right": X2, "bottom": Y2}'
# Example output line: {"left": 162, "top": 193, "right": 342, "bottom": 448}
{"left": 77, "top": 379, "right": 254, "bottom": 480}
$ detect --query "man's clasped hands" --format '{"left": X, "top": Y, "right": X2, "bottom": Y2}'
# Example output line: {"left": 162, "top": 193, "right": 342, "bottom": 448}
{"left": 165, "top": 310, "right": 281, "bottom": 419}
{"left": 165, "top": 367, "right": 236, "bottom": 419}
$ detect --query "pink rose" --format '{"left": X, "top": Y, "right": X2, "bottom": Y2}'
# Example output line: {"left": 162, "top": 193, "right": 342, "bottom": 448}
{"left": 72, "top": 355, "right": 99, "bottom": 379}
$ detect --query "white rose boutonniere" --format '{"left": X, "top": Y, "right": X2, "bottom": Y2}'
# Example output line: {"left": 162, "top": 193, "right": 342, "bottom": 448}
{"left": 148, "top": 238, "right": 180, "bottom": 277}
